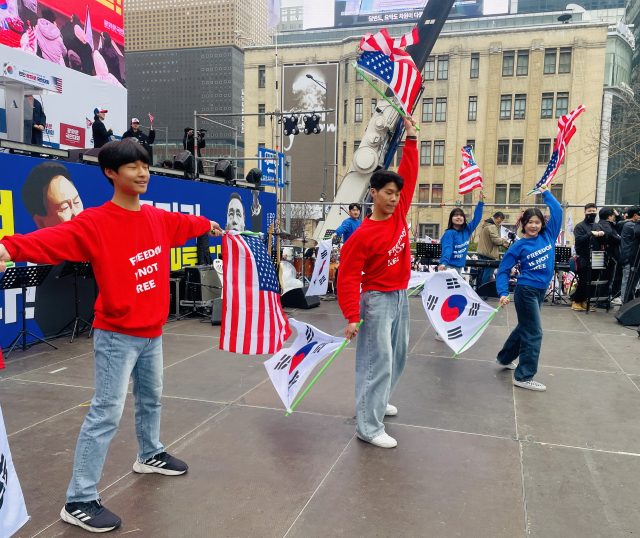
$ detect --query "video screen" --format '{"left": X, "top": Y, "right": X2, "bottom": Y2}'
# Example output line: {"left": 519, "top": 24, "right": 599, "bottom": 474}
{"left": 0, "top": 0, "right": 125, "bottom": 87}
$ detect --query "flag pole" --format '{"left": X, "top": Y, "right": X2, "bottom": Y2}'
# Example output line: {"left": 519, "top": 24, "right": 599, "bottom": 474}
{"left": 407, "top": 282, "right": 425, "bottom": 297}
{"left": 286, "top": 319, "right": 363, "bottom": 416}
{"left": 451, "top": 304, "right": 501, "bottom": 358}
{"left": 351, "top": 63, "right": 420, "bottom": 131}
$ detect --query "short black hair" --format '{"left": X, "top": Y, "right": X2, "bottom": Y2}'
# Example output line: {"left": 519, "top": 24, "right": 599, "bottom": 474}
{"left": 599, "top": 207, "right": 614, "bottom": 221}
{"left": 98, "top": 139, "right": 150, "bottom": 185}
{"left": 184, "top": 127, "right": 193, "bottom": 133}
{"left": 349, "top": 203, "right": 361, "bottom": 211}
{"left": 521, "top": 208, "right": 547, "bottom": 235}
{"left": 447, "top": 208, "right": 468, "bottom": 231}
{"left": 41, "top": 7, "right": 56, "bottom": 23}
{"left": 370, "top": 170, "right": 403, "bottom": 192}
{"left": 22, "top": 162, "right": 74, "bottom": 218}
{"left": 493, "top": 212, "right": 505, "bottom": 220}
{"left": 627, "top": 207, "right": 640, "bottom": 219}
{"left": 227, "top": 192, "right": 243, "bottom": 210}
{"left": 585, "top": 202, "right": 597, "bottom": 211}
{"left": 161, "top": 159, "right": 173, "bottom": 168}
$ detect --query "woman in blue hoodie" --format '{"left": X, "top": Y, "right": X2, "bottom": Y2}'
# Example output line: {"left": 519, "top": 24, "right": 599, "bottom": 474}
{"left": 494, "top": 185, "right": 561, "bottom": 392}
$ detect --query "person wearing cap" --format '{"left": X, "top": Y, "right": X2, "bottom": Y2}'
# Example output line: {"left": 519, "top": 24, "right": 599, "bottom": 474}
{"left": 183, "top": 127, "right": 206, "bottom": 174}
{"left": 92, "top": 108, "right": 113, "bottom": 149}
{"left": 122, "top": 118, "right": 155, "bottom": 145}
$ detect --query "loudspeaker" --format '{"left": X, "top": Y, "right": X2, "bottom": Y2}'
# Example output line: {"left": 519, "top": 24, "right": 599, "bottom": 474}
{"left": 173, "top": 150, "right": 193, "bottom": 171}
{"left": 476, "top": 280, "right": 499, "bottom": 298}
{"left": 210, "top": 298, "right": 223, "bottom": 325}
{"left": 281, "top": 288, "right": 320, "bottom": 309}
{"left": 196, "top": 233, "right": 212, "bottom": 265}
{"left": 169, "top": 278, "right": 181, "bottom": 316}
{"left": 615, "top": 297, "right": 640, "bottom": 326}
{"left": 183, "top": 265, "right": 222, "bottom": 302}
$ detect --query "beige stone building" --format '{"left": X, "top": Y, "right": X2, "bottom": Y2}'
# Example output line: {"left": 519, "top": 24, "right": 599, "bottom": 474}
{"left": 245, "top": 21, "right": 608, "bottom": 239}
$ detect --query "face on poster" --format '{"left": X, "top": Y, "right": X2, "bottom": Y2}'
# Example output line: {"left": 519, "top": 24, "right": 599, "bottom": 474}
{"left": 0, "top": 0, "right": 125, "bottom": 87}
{"left": 281, "top": 64, "right": 338, "bottom": 202}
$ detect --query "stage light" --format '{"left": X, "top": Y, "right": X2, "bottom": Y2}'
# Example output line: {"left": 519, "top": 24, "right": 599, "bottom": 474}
{"left": 215, "top": 159, "right": 235, "bottom": 185}
{"left": 245, "top": 167, "right": 262, "bottom": 188}
{"left": 148, "top": 166, "right": 187, "bottom": 179}
{"left": 0, "top": 140, "right": 69, "bottom": 159}
{"left": 283, "top": 115, "right": 299, "bottom": 136}
{"left": 303, "top": 114, "right": 320, "bottom": 135}
{"left": 173, "top": 150, "right": 193, "bottom": 171}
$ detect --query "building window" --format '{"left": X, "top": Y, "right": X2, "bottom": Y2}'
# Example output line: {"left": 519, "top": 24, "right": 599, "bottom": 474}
{"left": 434, "top": 141, "right": 445, "bottom": 165}
{"left": 356, "top": 69, "right": 363, "bottom": 81}
{"left": 556, "top": 92, "right": 568, "bottom": 117}
{"left": 502, "top": 53, "right": 514, "bottom": 76}
{"left": 258, "top": 65, "right": 265, "bottom": 88}
{"left": 466, "top": 139, "right": 475, "bottom": 151}
{"left": 468, "top": 96, "right": 477, "bottom": 121}
{"left": 354, "top": 140, "right": 360, "bottom": 154}
{"left": 500, "top": 95, "right": 512, "bottom": 120}
{"left": 544, "top": 49, "right": 556, "bottom": 74}
{"left": 258, "top": 104, "right": 265, "bottom": 126}
{"left": 420, "top": 141, "right": 431, "bottom": 166}
{"left": 431, "top": 184, "right": 443, "bottom": 204}
{"left": 342, "top": 141, "right": 347, "bottom": 166}
{"left": 435, "top": 98, "right": 447, "bottom": 122}
{"left": 495, "top": 184, "right": 507, "bottom": 205}
{"left": 509, "top": 185, "right": 521, "bottom": 204}
{"left": 511, "top": 140, "right": 523, "bottom": 165}
{"left": 538, "top": 139, "right": 551, "bottom": 163}
{"left": 514, "top": 94, "right": 526, "bottom": 120}
{"left": 396, "top": 143, "right": 404, "bottom": 167}
{"left": 422, "top": 98, "right": 433, "bottom": 122}
{"left": 551, "top": 183, "right": 563, "bottom": 201}
{"left": 497, "top": 140, "right": 509, "bottom": 164}
{"left": 424, "top": 57, "right": 435, "bottom": 81}
{"left": 344, "top": 62, "right": 349, "bottom": 82}
{"left": 371, "top": 98, "right": 377, "bottom": 117}
{"left": 517, "top": 53, "right": 529, "bottom": 76}
{"left": 344, "top": 100, "right": 348, "bottom": 123}
{"left": 355, "top": 98, "right": 363, "bottom": 122}
{"left": 559, "top": 49, "right": 571, "bottom": 74}
{"left": 541, "top": 93, "right": 554, "bottom": 118}
{"left": 419, "top": 184, "right": 430, "bottom": 202}
{"left": 437, "top": 57, "right": 448, "bottom": 80}
{"left": 419, "top": 223, "right": 440, "bottom": 240}
{"left": 470, "top": 54, "right": 479, "bottom": 78}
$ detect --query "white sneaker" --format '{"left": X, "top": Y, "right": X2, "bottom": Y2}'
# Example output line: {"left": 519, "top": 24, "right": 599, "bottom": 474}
{"left": 357, "top": 431, "right": 398, "bottom": 448}
{"left": 385, "top": 404, "right": 398, "bottom": 416}
{"left": 611, "top": 297, "right": 622, "bottom": 306}
{"left": 496, "top": 359, "right": 517, "bottom": 370}
{"left": 435, "top": 333, "right": 444, "bottom": 342}
{"left": 513, "top": 379, "right": 546, "bottom": 391}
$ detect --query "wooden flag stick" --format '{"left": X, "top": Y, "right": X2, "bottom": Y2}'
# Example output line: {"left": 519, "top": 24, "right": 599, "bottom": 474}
{"left": 351, "top": 63, "right": 420, "bottom": 131}
{"left": 452, "top": 304, "right": 502, "bottom": 358}
{"left": 286, "top": 319, "right": 364, "bottom": 416}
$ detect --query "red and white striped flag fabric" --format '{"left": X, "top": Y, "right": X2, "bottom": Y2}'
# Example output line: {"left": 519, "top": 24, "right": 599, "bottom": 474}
{"left": 357, "top": 28, "right": 421, "bottom": 114}
{"left": 459, "top": 146, "right": 483, "bottom": 194}
{"left": 220, "top": 232, "right": 291, "bottom": 355}
{"left": 148, "top": 112, "right": 154, "bottom": 125}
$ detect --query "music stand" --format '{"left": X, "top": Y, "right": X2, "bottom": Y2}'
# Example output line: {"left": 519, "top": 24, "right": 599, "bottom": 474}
{"left": 0, "top": 265, "right": 57, "bottom": 357}
{"left": 416, "top": 243, "right": 441, "bottom": 265}
{"left": 548, "top": 247, "right": 572, "bottom": 306}
{"left": 57, "top": 261, "right": 94, "bottom": 342}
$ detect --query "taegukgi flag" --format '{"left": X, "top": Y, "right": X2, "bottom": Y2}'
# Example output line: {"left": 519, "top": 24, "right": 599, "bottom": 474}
{"left": 422, "top": 270, "right": 496, "bottom": 354}
{"left": 264, "top": 319, "right": 344, "bottom": 412}
{"left": 306, "top": 239, "right": 332, "bottom": 297}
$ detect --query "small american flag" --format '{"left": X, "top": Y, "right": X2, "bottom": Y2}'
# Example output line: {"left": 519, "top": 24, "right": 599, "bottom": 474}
{"left": 221, "top": 232, "right": 291, "bottom": 355}
{"left": 148, "top": 112, "right": 154, "bottom": 125}
{"left": 459, "top": 146, "right": 482, "bottom": 194}
{"left": 533, "top": 105, "right": 585, "bottom": 193}
{"left": 52, "top": 76, "right": 62, "bottom": 93}
{"left": 86, "top": 117, "right": 93, "bottom": 128}
{"left": 357, "top": 28, "right": 421, "bottom": 114}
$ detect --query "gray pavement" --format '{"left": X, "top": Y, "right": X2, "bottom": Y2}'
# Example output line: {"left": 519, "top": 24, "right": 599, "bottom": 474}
{"left": 1, "top": 296, "right": 639, "bottom": 538}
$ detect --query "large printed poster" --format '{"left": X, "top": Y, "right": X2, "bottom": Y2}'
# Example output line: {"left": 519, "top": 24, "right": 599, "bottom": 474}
{"left": 0, "top": 152, "right": 276, "bottom": 346}
{"left": 0, "top": 0, "right": 125, "bottom": 87}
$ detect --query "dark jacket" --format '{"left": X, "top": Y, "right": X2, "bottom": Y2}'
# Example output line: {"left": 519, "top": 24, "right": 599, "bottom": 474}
{"left": 30, "top": 98, "right": 46, "bottom": 146}
{"left": 92, "top": 117, "right": 113, "bottom": 149}
{"left": 620, "top": 221, "right": 640, "bottom": 266}
{"left": 598, "top": 220, "right": 621, "bottom": 262}
{"left": 183, "top": 133, "right": 205, "bottom": 156}
{"left": 122, "top": 127, "right": 155, "bottom": 145}
{"left": 574, "top": 220, "right": 605, "bottom": 259}
{"left": 616, "top": 217, "right": 629, "bottom": 234}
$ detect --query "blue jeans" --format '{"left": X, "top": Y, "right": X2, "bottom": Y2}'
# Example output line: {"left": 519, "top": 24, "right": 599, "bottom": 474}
{"left": 497, "top": 285, "right": 546, "bottom": 382}
{"left": 355, "top": 290, "right": 409, "bottom": 440}
{"left": 66, "top": 329, "right": 164, "bottom": 502}
{"left": 476, "top": 254, "right": 495, "bottom": 287}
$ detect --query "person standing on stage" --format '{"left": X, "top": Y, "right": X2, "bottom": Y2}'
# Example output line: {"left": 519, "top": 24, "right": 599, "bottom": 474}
{"left": 494, "top": 185, "right": 562, "bottom": 392}
{"left": 572, "top": 203, "right": 606, "bottom": 312}
{"left": 92, "top": 107, "right": 113, "bottom": 149}
{"left": 476, "top": 211, "right": 510, "bottom": 286}
{"left": 332, "top": 203, "right": 361, "bottom": 243}
{"left": 337, "top": 116, "right": 418, "bottom": 449}
{"left": 0, "top": 139, "right": 223, "bottom": 533}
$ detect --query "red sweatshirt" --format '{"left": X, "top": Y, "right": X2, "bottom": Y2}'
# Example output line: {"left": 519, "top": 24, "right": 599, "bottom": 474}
{"left": 1, "top": 202, "right": 211, "bottom": 337}
{"left": 338, "top": 138, "right": 418, "bottom": 323}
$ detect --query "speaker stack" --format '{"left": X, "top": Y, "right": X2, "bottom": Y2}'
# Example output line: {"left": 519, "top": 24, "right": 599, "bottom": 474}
{"left": 615, "top": 298, "right": 640, "bottom": 326}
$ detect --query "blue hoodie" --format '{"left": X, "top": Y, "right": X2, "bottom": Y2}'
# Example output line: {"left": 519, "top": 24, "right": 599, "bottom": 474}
{"left": 334, "top": 217, "right": 361, "bottom": 243}
{"left": 439, "top": 201, "right": 484, "bottom": 267}
{"left": 496, "top": 191, "right": 562, "bottom": 297}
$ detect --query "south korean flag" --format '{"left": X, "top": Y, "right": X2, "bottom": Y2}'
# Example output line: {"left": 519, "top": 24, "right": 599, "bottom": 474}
{"left": 422, "top": 270, "right": 496, "bottom": 355}
{"left": 306, "top": 239, "right": 332, "bottom": 297}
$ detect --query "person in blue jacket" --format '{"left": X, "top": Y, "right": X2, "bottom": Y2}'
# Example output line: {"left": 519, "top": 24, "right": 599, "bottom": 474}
{"left": 332, "top": 203, "right": 361, "bottom": 243}
{"left": 494, "top": 185, "right": 561, "bottom": 392}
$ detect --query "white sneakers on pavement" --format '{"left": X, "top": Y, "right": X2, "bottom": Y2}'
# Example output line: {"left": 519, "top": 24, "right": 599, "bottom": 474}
{"left": 385, "top": 404, "right": 398, "bottom": 416}
{"left": 513, "top": 379, "right": 547, "bottom": 391}
{"left": 357, "top": 431, "right": 398, "bottom": 448}
{"left": 496, "top": 359, "right": 517, "bottom": 370}
{"left": 611, "top": 297, "right": 623, "bottom": 306}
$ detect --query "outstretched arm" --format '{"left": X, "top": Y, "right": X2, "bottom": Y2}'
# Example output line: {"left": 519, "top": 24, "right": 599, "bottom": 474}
{"left": 466, "top": 192, "right": 485, "bottom": 234}
{"left": 397, "top": 116, "right": 418, "bottom": 214}
{"left": 541, "top": 186, "right": 562, "bottom": 241}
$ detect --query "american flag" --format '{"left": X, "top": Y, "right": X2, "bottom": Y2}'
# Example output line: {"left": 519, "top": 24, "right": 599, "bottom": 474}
{"left": 86, "top": 117, "right": 93, "bottom": 128}
{"left": 220, "top": 232, "right": 291, "bottom": 355}
{"left": 459, "top": 146, "right": 483, "bottom": 194}
{"left": 533, "top": 105, "right": 585, "bottom": 193}
{"left": 52, "top": 76, "right": 62, "bottom": 93}
{"left": 357, "top": 28, "right": 421, "bottom": 114}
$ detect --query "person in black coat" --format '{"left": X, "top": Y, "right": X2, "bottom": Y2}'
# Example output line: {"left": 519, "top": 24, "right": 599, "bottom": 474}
{"left": 620, "top": 208, "right": 640, "bottom": 303}
{"left": 122, "top": 119, "right": 155, "bottom": 161}
{"left": 25, "top": 95, "right": 46, "bottom": 145}
{"left": 183, "top": 127, "right": 206, "bottom": 173}
{"left": 598, "top": 207, "right": 623, "bottom": 304}
{"left": 92, "top": 108, "right": 113, "bottom": 149}
{"left": 572, "top": 203, "right": 606, "bottom": 310}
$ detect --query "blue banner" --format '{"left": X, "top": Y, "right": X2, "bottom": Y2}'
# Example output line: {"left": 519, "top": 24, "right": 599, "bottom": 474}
{"left": 257, "top": 146, "right": 285, "bottom": 188}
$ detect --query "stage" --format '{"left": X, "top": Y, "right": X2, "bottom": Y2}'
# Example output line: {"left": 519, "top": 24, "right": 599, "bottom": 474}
{"left": 2, "top": 297, "right": 639, "bottom": 537}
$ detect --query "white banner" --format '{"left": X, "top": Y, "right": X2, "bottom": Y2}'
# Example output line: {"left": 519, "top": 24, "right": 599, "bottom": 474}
{"left": 1, "top": 62, "right": 61, "bottom": 94}
{"left": 263, "top": 319, "right": 344, "bottom": 412}
{"left": 408, "top": 270, "right": 430, "bottom": 290}
{"left": 306, "top": 239, "right": 332, "bottom": 296}
{"left": 0, "top": 404, "right": 29, "bottom": 537}
{"left": 566, "top": 212, "right": 574, "bottom": 237}
{"left": 422, "top": 270, "right": 496, "bottom": 355}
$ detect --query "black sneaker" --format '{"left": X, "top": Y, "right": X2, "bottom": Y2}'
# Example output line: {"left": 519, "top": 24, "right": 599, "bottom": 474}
{"left": 132, "top": 451, "right": 188, "bottom": 476}
{"left": 60, "top": 499, "right": 121, "bottom": 533}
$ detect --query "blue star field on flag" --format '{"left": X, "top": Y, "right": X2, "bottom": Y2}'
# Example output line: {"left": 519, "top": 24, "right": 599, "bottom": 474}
{"left": 357, "top": 51, "right": 395, "bottom": 84}
{"left": 242, "top": 235, "right": 280, "bottom": 293}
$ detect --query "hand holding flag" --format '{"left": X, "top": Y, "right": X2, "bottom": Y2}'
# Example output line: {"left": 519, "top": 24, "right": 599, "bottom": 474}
{"left": 148, "top": 112, "right": 154, "bottom": 126}
{"left": 459, "top": 146, "right": 483, "bottom": 194}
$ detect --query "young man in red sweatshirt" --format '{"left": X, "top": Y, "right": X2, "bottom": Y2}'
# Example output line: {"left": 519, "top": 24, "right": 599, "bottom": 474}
{"left": 338, "top": 116, "right": 418, "bottom": 449}
{"left": 0, "top": 140, "right": 223, "bottom": 533}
